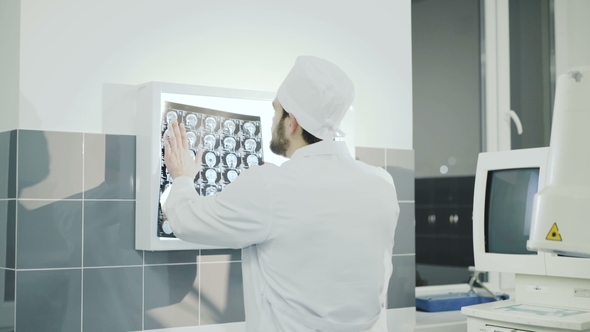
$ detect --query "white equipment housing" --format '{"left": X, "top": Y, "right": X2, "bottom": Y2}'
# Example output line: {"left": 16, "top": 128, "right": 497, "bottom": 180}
{"left": 528, "top": 66, "right": 590, "bottom": 258}
{"left": 463, "top": 68, "right": 590, "bottom": 332}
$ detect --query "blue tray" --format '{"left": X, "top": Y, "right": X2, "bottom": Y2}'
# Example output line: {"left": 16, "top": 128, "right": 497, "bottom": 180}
{"left": 416, "top": 292, "right": 509, "bottom": 312}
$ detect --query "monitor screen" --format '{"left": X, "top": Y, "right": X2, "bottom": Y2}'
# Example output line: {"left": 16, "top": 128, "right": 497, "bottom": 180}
{"left": 472, "top": 147, "right": 548, "bottom": 276}
{"left": 485, "top": 168, "right": 539, "bottom": 255}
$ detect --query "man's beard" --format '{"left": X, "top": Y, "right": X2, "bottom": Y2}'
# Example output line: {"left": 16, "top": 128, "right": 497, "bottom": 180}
{"left": 269, "top": 117, "right": 289, "bottom": 157}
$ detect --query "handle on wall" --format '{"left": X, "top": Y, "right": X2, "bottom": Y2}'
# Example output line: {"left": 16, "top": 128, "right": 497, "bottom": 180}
{"left": 508, "top": 110, "right": 523, "bottom": 135}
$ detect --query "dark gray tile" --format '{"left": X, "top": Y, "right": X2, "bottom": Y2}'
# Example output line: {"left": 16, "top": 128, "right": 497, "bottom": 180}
{"left": 387, "top": 255, "right": 416, "bottom": 309}
{"left": 16, "top": 269, "right": 81, "bottom": 332}
{"left": 0, "top": 130, "right": 16, "bottom": 199}
{"left": 2, "top": 268, "right": 15, "bottom": 300}
{"left": 1, "top": 269, "right": 15, "bottom": 330}
{"left": 393, "top": 203, "right": 415, "bottom": 255}
{"left": 0, "top": 200, "right": 16, "bottom": 269}
{"left": 199, "top": 249, "right": 241, "bottom": 263}
{"left": 355, "top": 147, "right": 385, "bottom": 168}
{"left": 83, "top": 267, "right": 142, "bottom": 332}
{"left": 145, "top": 250, "right": 199, "bottom": 265}
{"left": 84, "top": 134, "right": 136, "bottom": 199}
{"left": 84, "top": 201, "right": 142, "bottom": 267}
{"left": 386, "top": 149, "right": 415, "bottom": 201}
{"left": 144, "top": 264, "right": 199, "bottom": 329}
{"left": 17, "top": 200, "right": 82, "bottom": 269}
{"left": 199, "top": 262, "right": 245, "bottom": 325}
{"left": 18, "top": 130, "right": 83, "bottom": 199}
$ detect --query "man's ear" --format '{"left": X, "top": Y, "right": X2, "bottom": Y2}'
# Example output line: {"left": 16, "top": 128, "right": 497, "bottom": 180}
{"left": 287, "top": 113, "right": 300, "bottom": 135}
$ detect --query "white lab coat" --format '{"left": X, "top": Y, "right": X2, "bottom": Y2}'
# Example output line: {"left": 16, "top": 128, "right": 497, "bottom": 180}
{"left": 163, "top": 141, "right": 400, "bottom": 332}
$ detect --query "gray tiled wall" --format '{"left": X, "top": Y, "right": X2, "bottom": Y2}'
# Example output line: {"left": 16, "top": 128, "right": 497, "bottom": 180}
{"left": 0, "top": 130, "right": 244, "bottom": 332}
{"left": 17, "top": 200, "right": 83, "bottom": 269}
{"left": 16, "top": 269, "right": 82, "bottom": 331}
{"left": 0, "top": 200, "right": 16, "bottom": 270}
{"left": 17, "top": 131, "right": 83, "bottom": 199}
{"left": 83, "top": 266, "right": 143, "bottom": 332}
{"left": 0, "top": 130, "right": 17, "bottom": 332}
{"left": 356, "top": 147, "right": 416, "bottom": 310}
{"left": 0, "top": 131, "right": 16, "bottom": 199}
{"left": 0, "top": 132, "right": 415, "bottom": 332}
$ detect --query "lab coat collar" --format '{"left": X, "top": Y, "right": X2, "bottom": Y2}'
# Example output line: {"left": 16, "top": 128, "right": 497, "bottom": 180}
{"left": 290, "top": 140, "right": 350, "bottom": 160}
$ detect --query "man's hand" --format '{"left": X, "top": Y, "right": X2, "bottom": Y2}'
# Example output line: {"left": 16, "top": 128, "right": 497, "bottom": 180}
{"left": 163, "top": 120, "right": 203, "bottom": 180}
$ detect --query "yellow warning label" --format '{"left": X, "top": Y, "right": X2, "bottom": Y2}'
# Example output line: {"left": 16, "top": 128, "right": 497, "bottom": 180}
{"left": 546, "top": 223, "right": 562, "bottom": 241}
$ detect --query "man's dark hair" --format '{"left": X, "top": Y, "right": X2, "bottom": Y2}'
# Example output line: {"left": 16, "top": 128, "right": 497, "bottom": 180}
{"left": 281, "top": 109, "right": 322, "bottom": 145}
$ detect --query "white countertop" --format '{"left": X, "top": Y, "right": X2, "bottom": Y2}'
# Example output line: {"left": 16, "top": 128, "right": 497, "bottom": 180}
{"left": 132, "top": 286, "right": 476, "bottom": 332}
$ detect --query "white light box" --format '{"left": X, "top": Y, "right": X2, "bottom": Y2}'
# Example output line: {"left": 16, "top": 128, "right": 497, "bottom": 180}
{"left": 135, "top": 82, "right": 354, "bottom": 251}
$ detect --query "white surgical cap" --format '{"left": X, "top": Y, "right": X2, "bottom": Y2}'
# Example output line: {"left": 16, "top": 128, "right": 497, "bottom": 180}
{"left": 277, "top": 56, "right": 355, "bottom": 140}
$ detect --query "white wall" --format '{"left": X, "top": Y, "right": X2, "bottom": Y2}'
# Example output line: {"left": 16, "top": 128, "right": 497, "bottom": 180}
{"left": 555, "top": 0, "right": 590, "bottom": 76}
{"left": 17, "top": 0, "right": 412, "bottom": 149}
{"left": 0, "top": 0, "right": 20, "bottom": 132}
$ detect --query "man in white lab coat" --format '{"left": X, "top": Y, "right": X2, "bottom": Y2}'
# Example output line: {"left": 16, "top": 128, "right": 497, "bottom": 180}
{"left": 162, "top": 56, "right": 400, "bottom": 332}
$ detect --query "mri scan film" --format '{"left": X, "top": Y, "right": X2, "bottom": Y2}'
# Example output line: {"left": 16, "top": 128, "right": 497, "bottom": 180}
{"left": 158, "top": 101, "right": 264, "bottom": 238}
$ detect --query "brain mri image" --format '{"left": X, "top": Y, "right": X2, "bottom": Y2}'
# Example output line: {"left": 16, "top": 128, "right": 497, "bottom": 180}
{"left": 227, "top": 170, "right": 238, "bottom": 182}
{"left": 224, "top": 120, "right": 236, "bottom": 134}
{"left": 185, "top": 114, "right": 198, "bottom": 128}
{"left": 203, "top": 134, "right": 216, "bottom": 150}
{"left": 158, "top": 101, "right": 264, "bottom": 238}
{"left": 166, "top": 111, "right": 178, "bottom": 124}
{"left": 247, "top": 154, "right": 260, "bottom": 166}
{"left": 205, "top": 186, "right": 218, "bottom": 196}
{"left": 205, "top": 117, "right": 217, "bottom": 131}
{"left": 223, "top": 137, "right": 237, "bottom": 151}
{"left": 161, "top": 220, "right": 173, "bottom": 235}
{"left": 205, "top": 152, "right": 217, "bottom": 167}
{"left": 186, "top": 131, "right": 197, "bottom": 148}
{"left": 243, "top": 122, "right": 256, "bottom": 136}
{"left": 226, "top": 153, "right": 238, "bottom": 168}
{"left": 205, "top": 169, "right": 218, "bottom": 183}
{"left": 244, "top": 138, "right": 257, "bottom": 152}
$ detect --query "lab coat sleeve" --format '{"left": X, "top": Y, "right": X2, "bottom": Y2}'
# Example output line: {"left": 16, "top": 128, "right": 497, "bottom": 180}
{"left": 162, "top": 165, "right": 273, "bottom": 249}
